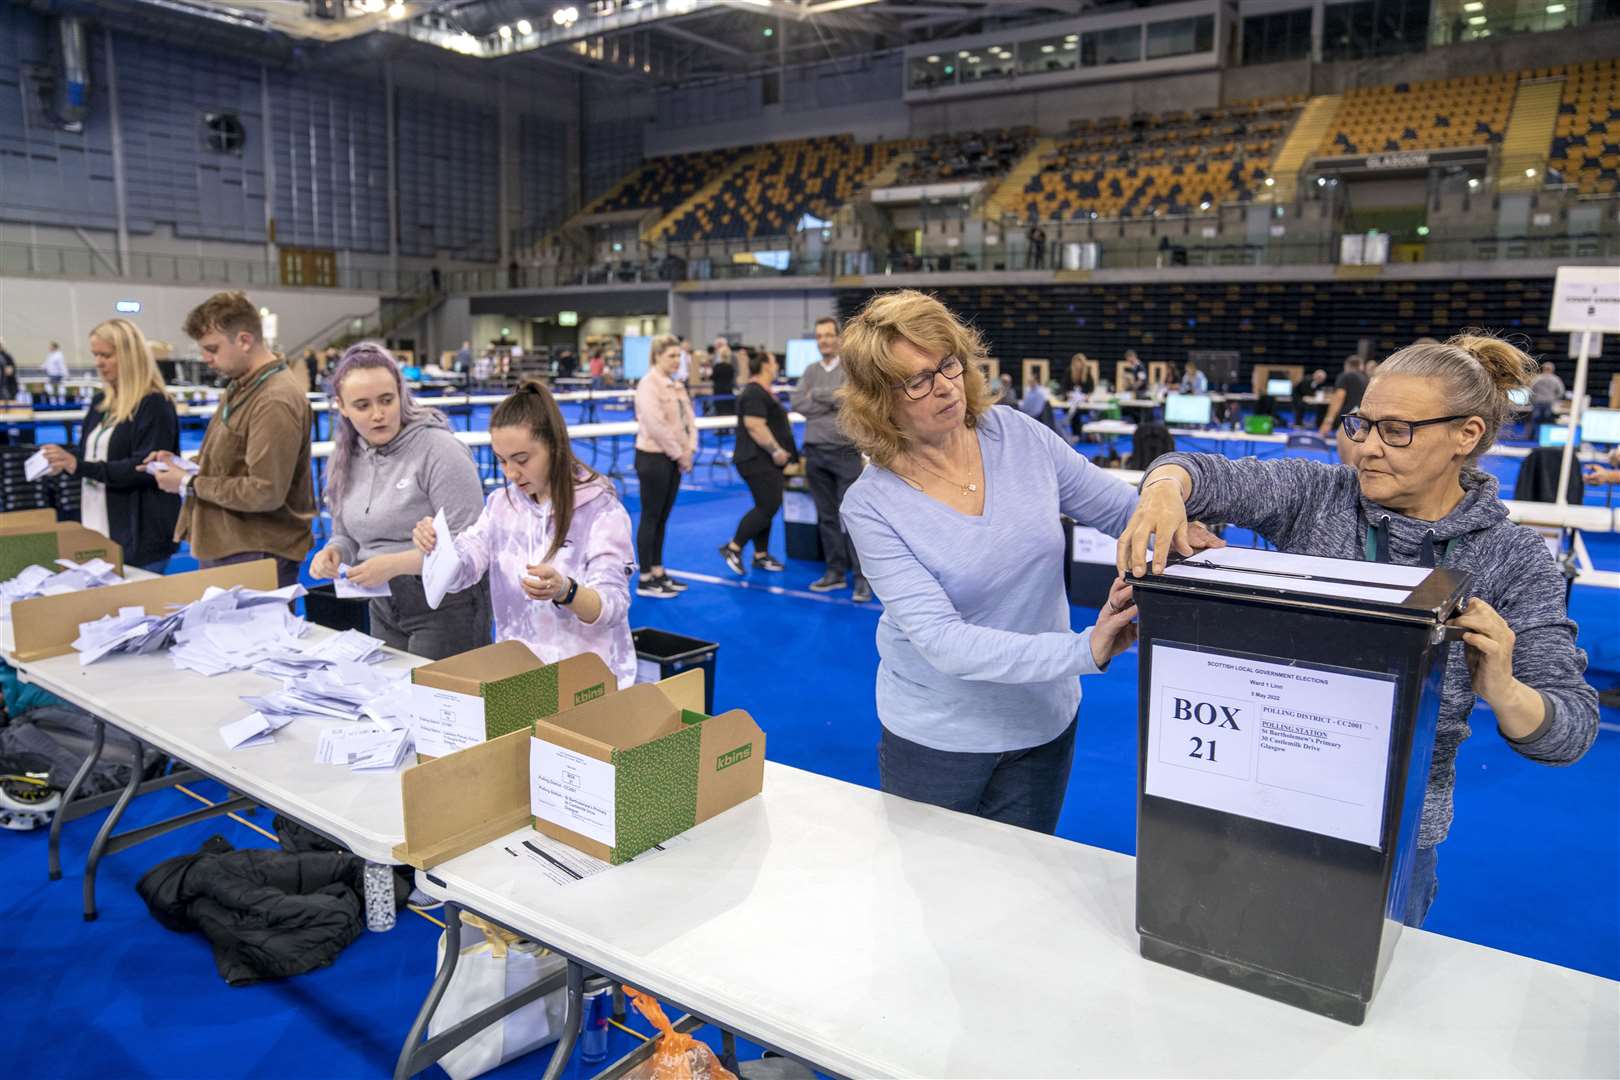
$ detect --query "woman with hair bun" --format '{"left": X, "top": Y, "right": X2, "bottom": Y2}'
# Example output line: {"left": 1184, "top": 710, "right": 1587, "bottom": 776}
{"left": 309, "top": 342, "right": 490, "bottom": 658}
{"left": 413, "top": 380, "right": 636, "bottom": 687}
{"left": 1119, "top": 332, "right": 1600, "bottom": 928}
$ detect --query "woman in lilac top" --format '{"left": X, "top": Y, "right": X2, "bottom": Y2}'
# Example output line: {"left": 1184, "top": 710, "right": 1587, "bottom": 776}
{"left": 413, "top": 381, "right": 639, "bottom": 688}
{"left": 839, "top": 290, "right": 1162, "bottom": 834}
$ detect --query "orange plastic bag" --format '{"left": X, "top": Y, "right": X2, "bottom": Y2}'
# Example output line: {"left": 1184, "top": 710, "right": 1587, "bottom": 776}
{"left": 621, "top": 987, "right": 739, "bottom": 1080}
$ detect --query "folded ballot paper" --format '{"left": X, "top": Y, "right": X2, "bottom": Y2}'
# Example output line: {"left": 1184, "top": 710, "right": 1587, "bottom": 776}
{"left": 23, "top": 450, "right": 51, "bottom": 482}
{"left": 0, "top": 558, "right": 122, "bottom": 608}
{"left": 140, "top": 456, "right": 200, "bottom": 476}
{"left": 334, "top": 564, "right": 391, "bottom": 600}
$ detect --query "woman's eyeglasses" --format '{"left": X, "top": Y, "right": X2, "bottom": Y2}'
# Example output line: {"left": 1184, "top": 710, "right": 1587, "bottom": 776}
{"left": 1341, "top": 413, "right": 1468, "bottom": 447}
{"left": 896, "top": 355, "right": 964, "bottom": 399}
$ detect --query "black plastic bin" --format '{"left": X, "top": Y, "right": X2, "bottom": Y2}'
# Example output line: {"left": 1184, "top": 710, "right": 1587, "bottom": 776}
{"left": 632, "top": 627, "right": 718, "bottom": 715}
{"left": 304, "top": 584, "right": 372, "bottom": 634}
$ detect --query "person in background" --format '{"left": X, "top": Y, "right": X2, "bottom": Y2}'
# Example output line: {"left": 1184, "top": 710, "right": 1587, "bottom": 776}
{"left": 1318, "top": 354, "right": 1369, "bottom": 451}
{"left": 413, "top": 381, "right": 636, "bottom": 687}
{"left": 1123, "top": 349, "right": 1148, "bottom": 395}
{"left": 146, "top": 291, "right": 313, "bottom": 589}
{"left": 1062, "top": 353, "right": 1097, "bottom": 441}
{"left": 633, "top": 334, "right": 696, "bottom": 599}
{"left": 676, "top": 337, "right": 693, "bottom": 384}
{"left": 1584, "top": 448, "right": 1620, "bottom": 487}
{"left": 1529, "top": 361, "right": 1566, "bottom": 435}
{"left": 997, "top": 372, "right": 1017, "bottom": 405}
{"left": 454, "top": 340, "right": 473, "bottom": 375}
{"left": 475, "top": 349, "right": 494, "bottom": 386}
{"left": 794, "top": 316, "right": 870, "bottom": 602}
{"left": 1293, "top": 368, "right": 1329, "bottom": 428}
{"left": 307, "top": 343, "right": 490, "bottom": 659}
{"left": 1119, "top": 332, "right": 1598, "bottom": 927}
{"left": 39, "top": 318, "right": 180, "bottom": 573}
{"left": 587, "top": 348, "right": 606, "bottom": 389}
{"left": 0, "top": 339, "right": 17, "bottom": 401}
{"left": 719, "top": 349, "right": 797, "bottom": 577}
{"left": 43, "top": 341, "right": 68, "bottom": 404}
{"left": 297, "top": 348, "right": 317, "bottom": 394}
{"left": 1178, "top": 359, "right": 1209, "bottom": 395}
{"left": 837, "top": 289, "right": 1171, "bottom": 833}
{"left": 710, "top": 344, "right": 736, "bottom": 416}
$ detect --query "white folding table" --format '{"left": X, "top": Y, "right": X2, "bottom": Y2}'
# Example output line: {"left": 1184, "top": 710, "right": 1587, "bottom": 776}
{"left": 401, "top": 763, "right": 1618, "bottom": 1080}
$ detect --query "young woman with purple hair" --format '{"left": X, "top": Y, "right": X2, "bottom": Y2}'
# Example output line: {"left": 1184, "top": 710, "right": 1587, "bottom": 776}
{"left": 308, "top": 342, "right": 491, "bottom": 658}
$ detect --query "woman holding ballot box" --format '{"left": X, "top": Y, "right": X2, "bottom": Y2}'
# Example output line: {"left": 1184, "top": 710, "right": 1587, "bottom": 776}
{"left": 412, "top": 381, "right": 638, "bottom": 688}
{"left": 308, "top": 343, "right": 490, "bottom": 659}
{"left": 39, "top": 318, "right": 180, "bottom": 573}
{"left": 838, "top": 290, "right": 1189, "bottom": 834}
{"left": 1118, "top": 332, "right": 1599, "bottom": 927}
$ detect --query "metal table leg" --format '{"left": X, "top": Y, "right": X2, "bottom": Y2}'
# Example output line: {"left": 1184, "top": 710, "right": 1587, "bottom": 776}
{"left": 82, "top": 730, "right": 145, "bottom": 920}
{"left": 49, "top": 717, "right": 105, "bottom": 880}
{"left": 540, "top": 961, "right": 586, "bottom": 1080}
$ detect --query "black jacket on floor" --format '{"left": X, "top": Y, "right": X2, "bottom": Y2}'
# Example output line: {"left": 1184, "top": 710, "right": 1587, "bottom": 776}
{"left": 137, "top": 837, "right": 368, "bottom": 986}
{"left": 75, "top": 390, "right": 181, "bottom": 567}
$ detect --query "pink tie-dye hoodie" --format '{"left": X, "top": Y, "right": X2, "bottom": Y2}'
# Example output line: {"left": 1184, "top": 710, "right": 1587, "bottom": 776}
{"left": 442, "top": 471, "right": 639, "bottom": 688}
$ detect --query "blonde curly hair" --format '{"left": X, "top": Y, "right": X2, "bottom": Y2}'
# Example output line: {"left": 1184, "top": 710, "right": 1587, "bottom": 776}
{"left": 836, "top": 290, "right": 997, "bottom": 468}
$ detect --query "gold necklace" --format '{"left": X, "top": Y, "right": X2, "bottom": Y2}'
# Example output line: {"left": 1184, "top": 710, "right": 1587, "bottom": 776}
{"left": 902, "top": 450, "right": 979, "bottom": 498}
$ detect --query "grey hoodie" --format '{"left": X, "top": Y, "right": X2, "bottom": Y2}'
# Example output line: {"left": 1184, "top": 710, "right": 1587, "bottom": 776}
{"left": 329, "top": 415, "right": 485, "bottom": 565}
{"left": 1154, "top": 453, "right": 1599, "bottom": 848}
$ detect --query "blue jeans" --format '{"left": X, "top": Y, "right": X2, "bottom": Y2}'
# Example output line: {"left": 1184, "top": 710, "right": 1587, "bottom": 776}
{"left": 1402, "top": 843, "right": 1440, "bottom": 928}
{"left": 878, "top": 718, "right": 1078, "bottom": 834}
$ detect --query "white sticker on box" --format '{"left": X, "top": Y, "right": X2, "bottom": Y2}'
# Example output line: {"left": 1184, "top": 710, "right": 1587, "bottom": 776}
{"left": 1070, "top": 524, "right": 1116, "bottom": 565}
{"left": 782, "top": 490, "right": 818, "bottom": 525}
{"left": 530, "top": 737, "right": 616, "bottom": 848}
{"left": 1144, "top": 642, "right": 1397, "bottom": 849}
{"left": 636, "top": 657, "right": 662, "bottom": 685}
{"left": 409, "top": 685, "right": 486, "bottom": 758}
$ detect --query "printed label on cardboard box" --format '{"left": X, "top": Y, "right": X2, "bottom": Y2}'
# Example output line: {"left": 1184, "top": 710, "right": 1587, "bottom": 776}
{"left": 410, "top": 685, "right": 486, "bottom": 758}
{"left": 530, "top": 737, "right": 616, "bottom": 848}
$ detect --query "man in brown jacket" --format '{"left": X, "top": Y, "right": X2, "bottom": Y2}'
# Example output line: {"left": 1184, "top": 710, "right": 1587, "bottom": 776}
{"left": 146, "top": 291, "right": 313, "bottom": 587}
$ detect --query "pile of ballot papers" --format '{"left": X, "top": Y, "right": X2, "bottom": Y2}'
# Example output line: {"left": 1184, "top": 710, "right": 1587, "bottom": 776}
{"left": 224, "top": 661, "right": 415, "bottom": 770}
{"left": 72, "top": 583, "right": 311, "bottom": 669}
{"left": 0, "top": 559, "right": 123, "bottom": 608}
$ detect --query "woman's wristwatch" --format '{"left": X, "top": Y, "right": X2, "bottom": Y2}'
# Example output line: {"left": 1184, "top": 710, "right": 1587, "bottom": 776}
{"left": 553, "top": 576, "right": 579, "bottom": 607}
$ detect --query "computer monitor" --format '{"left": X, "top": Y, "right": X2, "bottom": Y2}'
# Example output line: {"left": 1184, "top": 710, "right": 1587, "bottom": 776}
{"left": 401, "top": 365, "right": 423, "bottom": 382}
{"left": 1581, "top": 407, "right": 1620, "bottom": 445}
{"left": 1265, "top": 378, "right": 1294, "bottom": 397}
{"left": 784, "top": 338, "right": 819, "bottom": 378}
{"left": 622, "top": 336, "right": 652, "bottom": 381}
{"left": 1165, "top": 393, "right": 1213, "bottom": 426}
{"left": 1538, "top": 424, "right": 1573, "bottom": 447}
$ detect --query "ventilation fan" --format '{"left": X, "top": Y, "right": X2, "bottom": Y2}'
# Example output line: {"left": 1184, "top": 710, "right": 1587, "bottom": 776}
{"left": 203, "top": 112, "right": 246, "bottom": 155}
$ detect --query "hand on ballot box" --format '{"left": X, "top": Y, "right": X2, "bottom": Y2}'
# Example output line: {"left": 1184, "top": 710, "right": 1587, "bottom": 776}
{"left": 1089, "top": 576, "right": 1140, "bottom": 670}
{"left": 1116, "top": 465, "right": 1226, "bottom": 576}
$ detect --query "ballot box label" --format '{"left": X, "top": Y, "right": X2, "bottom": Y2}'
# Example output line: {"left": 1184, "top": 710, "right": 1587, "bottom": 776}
{"left": 1071, "top": 525, "right": 1116, "bottom": 565}
{"left": 409, "top": 685, "right": 486, "bottom": 758}
{"left": 530, "top": 737, "right": 616, "bottom": 848}
{"left": 1145, "top": 642, "right": 1397, "bottom": 849}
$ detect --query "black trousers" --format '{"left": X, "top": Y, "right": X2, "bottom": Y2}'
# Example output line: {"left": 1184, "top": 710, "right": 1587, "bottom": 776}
{"left": 370, "top": 574, "right": 491, "bottom": 660}
{"left": 804, "top": 444, "right": 863, "bottom": 578}
{"left": 732, "top": 461, "right": 784, "bottom": 556}
{"left": 634, "top": 450, "right": 681, "bottom": 570}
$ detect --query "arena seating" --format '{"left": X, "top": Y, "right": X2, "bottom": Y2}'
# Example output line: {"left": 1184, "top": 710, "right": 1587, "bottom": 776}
{"left": 1013, "top": 99, "right": 1299, "bottom": 220}
{"left": 585, "top": 146, "right": 745, "bottom": 215}
{"left": 661, "top": 136, "right": 906, "bottom": 241}
{"left": 894, "top": 127, "right": 1035, "bottom": 185}
{"left": 1548, "top": 58, "right": 1620, "bottom": 194}
{"left": 1320, "top": 72, "right": 1515, "bottom": 156}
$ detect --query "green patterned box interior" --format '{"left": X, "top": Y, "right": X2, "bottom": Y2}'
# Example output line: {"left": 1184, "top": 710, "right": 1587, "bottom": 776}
{"left": 608, "top": 724, "right": 701, "bottom": 864}
{"left": 482, "top": 665, "right": 560, "bottom": 740}
{"left": 0, "top": 534, "right": 61, "bottom": 582}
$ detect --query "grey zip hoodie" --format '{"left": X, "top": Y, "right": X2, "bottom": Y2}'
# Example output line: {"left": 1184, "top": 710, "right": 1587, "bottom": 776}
{"left": 329, "top": 415, "right": 485, "bottom": 565}
{"left": 1152, "top": 452, "right": 1599, "bottom": 848}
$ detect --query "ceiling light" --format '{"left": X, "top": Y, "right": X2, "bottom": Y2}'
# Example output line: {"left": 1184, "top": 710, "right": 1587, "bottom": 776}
{"left": 762, "top": 26, "right": 773, "bottom": 36}
{"left": 516, "top": 18, "right": 532, "bottom": 33}
{"left": 1064, "top": 34, "right": 1078, "bottom": 43}
{"left": 968, "top": 55, "right": 981, "bottom": 63}
{"left": 1468, "top": 177, "right": 1480, "bottom": 188}
{"left": 926, "top": 54, "right": 940, "bottom": 63}
{"left": 387, "top": 0, "right": 405, "bottom": 16}
{"left": 958, "top": 50, "right": 970, "bottom": 57}
{"left": 1468, "top": 14, "right": 1486, "bottom": 23}
{"left": 1546, "top": 2, "right": 1566, "bottom": 10}
{"left": 1064, "top": 41, "right": 1077, "bottom": 49}
{"left": 1199, "top": 201, "right": 1211, "bottom": 210}
{"left": 1525, "top": 167, "right": 1537, "bottom": 177}
{"left": 803, "top": 0, "right": 879, "bottom": 12}
{"left": 1317, "top": 176, "right": 1327, "bottom": 186}
{"left": 1417, "top": 225, "right": 1430, "bottom": 236}
{"left": 1041, "top": 44, "right": 1055, "bottom": 53}
{"left": 498, "top": 23, "right": 511, "bottom": 38}
{"left": 1264, "top": 176, "right": 1275, "bottom": 186}
{"left": 553, "top": 6, "right": 580, "bottom": 26}
{"left": 1463, "top": 1, "right": 1482, "bottom": 8}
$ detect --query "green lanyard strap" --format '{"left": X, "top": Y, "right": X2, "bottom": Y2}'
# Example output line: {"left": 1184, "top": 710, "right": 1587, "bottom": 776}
{"left": 218, "top": 361, "right": 288, "bottom": 424}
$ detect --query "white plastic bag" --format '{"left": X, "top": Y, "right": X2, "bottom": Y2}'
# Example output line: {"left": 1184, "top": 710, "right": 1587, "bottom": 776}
{"left": 428, "top": 914, "right": 568, "bottom": 1080}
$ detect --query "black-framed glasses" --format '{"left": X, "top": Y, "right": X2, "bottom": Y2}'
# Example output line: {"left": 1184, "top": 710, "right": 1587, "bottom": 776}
{"left": 896, "top": 355, "right": 964, "bottom": 399}
{"left": 1341, "top": 412, "right": 1469, "bottom": 447}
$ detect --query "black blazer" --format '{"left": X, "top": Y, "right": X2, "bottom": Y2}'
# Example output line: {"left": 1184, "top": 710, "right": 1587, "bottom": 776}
{"left": 76, "top": 390, "right": 182, "bottom": 567}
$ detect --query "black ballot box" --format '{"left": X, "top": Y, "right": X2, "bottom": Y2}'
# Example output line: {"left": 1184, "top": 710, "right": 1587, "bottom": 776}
{"left": 1129, "top": 545, "right": 1469, "bottom": 1025}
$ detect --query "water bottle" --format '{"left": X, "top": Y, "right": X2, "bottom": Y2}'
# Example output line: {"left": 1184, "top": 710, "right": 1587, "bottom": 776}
{"left": 580, "top": 982, "right": 611, "bottom": 1064}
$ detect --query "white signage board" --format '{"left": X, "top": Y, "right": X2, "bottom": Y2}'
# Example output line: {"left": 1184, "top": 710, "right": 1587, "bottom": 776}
{"left": 1145, "top": 642, "right": 1398, "bottom": 849}
{"left": 1070, "top": 524, "right": 1117, "bottom": 565}
{"left": 1549, "top": 266, "right": 1620, "bottom": 334}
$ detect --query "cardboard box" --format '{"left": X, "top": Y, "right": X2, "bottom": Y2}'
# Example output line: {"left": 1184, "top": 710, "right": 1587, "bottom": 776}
{"left": 0, "top": 509, "right": 58, "bottom": 530}
{"left": 0, "top": 522, "right": 123, "bottom": 582}
{"left": 393, "top": 667, "right": 708, "bottom": 870}
{"left": 408, "top": 641, "right": 616, "bottom": 762}
{"left": 9, "top": 559, "right": 277, "bottom": 662}
{"left": 529, "top": 682, "right": 764, "bottom": 864}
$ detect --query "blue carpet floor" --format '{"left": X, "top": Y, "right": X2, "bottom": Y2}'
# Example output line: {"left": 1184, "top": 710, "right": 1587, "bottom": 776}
{"left": 2, "top": 404, "right": 1615, "bottom": 1077}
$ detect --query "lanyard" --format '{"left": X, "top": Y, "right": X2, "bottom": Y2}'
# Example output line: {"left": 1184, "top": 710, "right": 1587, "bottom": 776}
{"left": 1363, "top": 519, "right": 1459, "bottom": 568}
{"left": 219, "top": 361, "right": 288, "bottom": 424}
